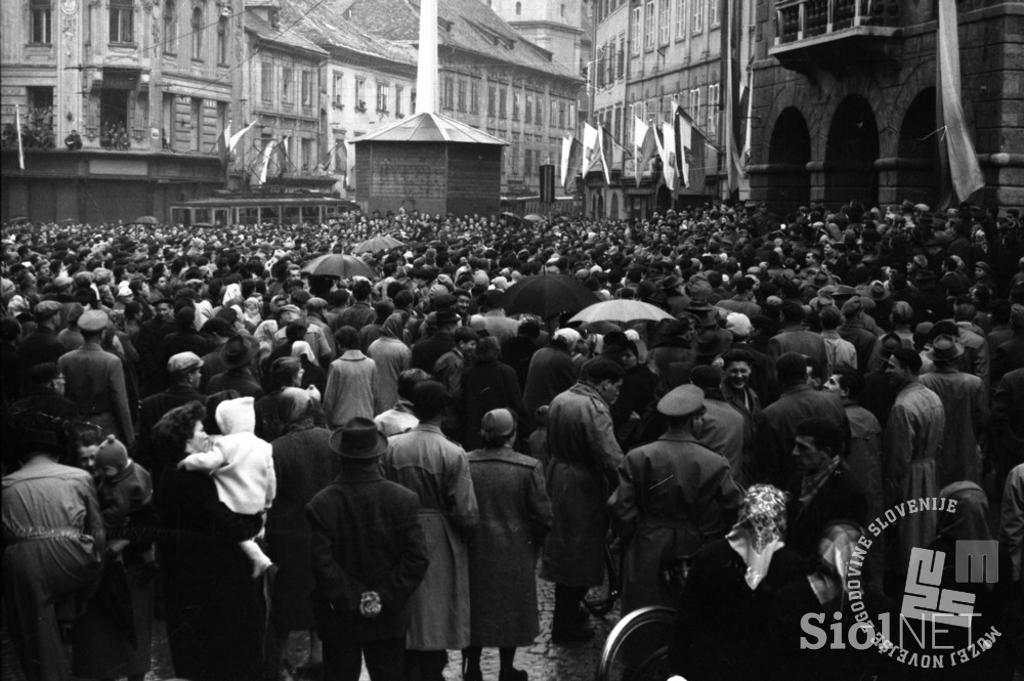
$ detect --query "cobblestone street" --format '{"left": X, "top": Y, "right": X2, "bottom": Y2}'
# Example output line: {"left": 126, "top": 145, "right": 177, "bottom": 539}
{"left": 3, "top": 575, "right": 619, "bottom": 681}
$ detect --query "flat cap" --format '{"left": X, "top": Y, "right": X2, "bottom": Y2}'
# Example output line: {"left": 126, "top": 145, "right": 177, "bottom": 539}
{"left": 657, "top": 384, "right": 705, "bottom": 418}
{"left": 167, "top": 351, "right": 203, "bottom": 374}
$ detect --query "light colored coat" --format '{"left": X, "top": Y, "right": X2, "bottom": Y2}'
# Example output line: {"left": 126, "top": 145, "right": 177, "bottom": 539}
{"left": 919, "top": 368, "right": 988, "bottom": 486}
{"left": 367, "top": 336, "right": 411, "bottom": 415}
{"left": 323, "top": 349, "right": 377, "bottom": 428}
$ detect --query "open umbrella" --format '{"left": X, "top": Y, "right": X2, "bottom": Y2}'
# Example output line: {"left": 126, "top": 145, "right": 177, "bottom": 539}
{"left": 133, "top": 215, "right": 159, "bottom": 225}
{"left": 501, "top": 274, "right": 599, "bottom": 319}
{"left": 353, "top": 234, "right": 403, "bottom": 254}
{"left": 569, "top": 300, "right": 675, "bottom": 325}
{"left": 8, "top": 216, "right": 30, "bottom": 224}
{"left": 523, "top": 214, "right": 545, "bottom": 223}
{"left": 301, "top": 253, "right": 376, "bottom": 280}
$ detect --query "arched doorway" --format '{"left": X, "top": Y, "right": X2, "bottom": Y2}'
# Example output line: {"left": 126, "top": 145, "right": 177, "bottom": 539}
{"left": 825, "top": 95, "right": 879, "bottom": 206}
{"left": 897, "top": 88, "right": 940, "bottom": 205}
{"left": 767, "top": 107, "right": 811, "bottom": 210}
{"left": 655, "top": 184, "right": 673, "bottom": 213}
{"left": 609, "top": 191, "right": 619, "bottom": 218}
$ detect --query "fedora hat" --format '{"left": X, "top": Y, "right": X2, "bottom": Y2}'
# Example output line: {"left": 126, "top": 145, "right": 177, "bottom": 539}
{"left": 868, "top": 280, "right": 890, "bottom": 301}
{"left": 657, "top": 384, "right": 705, "bottom": 417}
{"left": 695, "top": 328, "right": 730, "bottom": 358}
{"left": 329, "top": 417, "right": 387, "bottom": 459}
{"left": 928, "top": 334, "right": 964, "bottom": 363}
{"left": 220, "top": 335, "right": 258, "bottom": 369}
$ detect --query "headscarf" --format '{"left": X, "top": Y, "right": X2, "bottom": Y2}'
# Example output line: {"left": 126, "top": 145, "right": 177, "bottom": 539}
{"left": 280, "top": 386, "right": 316, "bottom": 429}
{"left": 936, "top": 481, "right": 991, "bottom": 542}
{"left": 290, "top": 340, "right": 316, "bottom": 363}
{"left": 727, "top": 484, "right": 789, "bottom": 590}
{"left": 243, "top": 296, "right": 263, "bottom": 327}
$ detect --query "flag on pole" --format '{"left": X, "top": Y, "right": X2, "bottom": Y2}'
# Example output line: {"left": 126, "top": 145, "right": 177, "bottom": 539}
{"left": 633, "top": 116, "right": 658, "bottom": 187}
{"left": 560, "top": 135, "right": 582, "bottom": 192}
{"left": 674, "top": 104, "right": 694, "bottom": 189}
{"left": 937, "top": 0, "right": 984, "bottom": 203}
{"left": 228, "top": 120, "right": 258, "bottom": 155}
{"left": 256, "top": 139, "right": 277, "bottom": 185}
{"left": 597, "top": 125, "right": 612, "bottom": 185}
{"left": 582, "top": 123, "right": 600, "bottom": 177}
{"left": 15, "top": 104, "right": 25, "bottom": 170}
{"left": 659, "top": 121, "right": 677, "bottom": 191}
{"left": 721, "top": 0, "right": 751, "bottom": 195}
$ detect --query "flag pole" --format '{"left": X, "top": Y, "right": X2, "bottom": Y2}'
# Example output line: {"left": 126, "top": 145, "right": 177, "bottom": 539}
{"left": 15, "top": 103, "right": 25, "bottom": 171}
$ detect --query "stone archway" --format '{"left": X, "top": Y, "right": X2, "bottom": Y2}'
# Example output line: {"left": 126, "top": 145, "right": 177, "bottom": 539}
{"left": 766, "top": 107, "right": 811, "bottom": 210}
{"left": 897, "top": 87, "right": 940, "bottom": 205}
{"left": 824, "top": 95, "right": 879, "bottom": 206}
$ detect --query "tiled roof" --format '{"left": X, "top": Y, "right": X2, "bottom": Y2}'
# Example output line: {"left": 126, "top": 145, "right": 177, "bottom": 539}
{"left": 341, "top": 0, "right": 581, "bottom": 80}
{"left": 353, "top": 112, "right": 508, "bottom": 144}
{"left": 280, "top": 1, "right": 417, "bottom": 66}
{"left": 245, "top": 10, "right": 328, "bottom": 56}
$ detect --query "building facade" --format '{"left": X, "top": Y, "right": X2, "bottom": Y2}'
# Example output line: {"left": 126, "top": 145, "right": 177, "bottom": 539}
{"left": 1, "top": 0, "right": 245, "bottom": 222}
{"left": 749, "top": 0, "right": 1022, "bottom": 211}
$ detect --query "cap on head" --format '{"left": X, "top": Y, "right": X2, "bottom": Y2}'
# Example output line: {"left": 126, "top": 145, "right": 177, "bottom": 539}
{"left": 657, "top": 384, "right": 705, "bottom": 417}
{"left": 481, "top": 408, "right": 516, "bottom": 437}
{"left": 167, "top": 351, "right": 203, "bottom": 374}
{"left": 77, "top": 309, "right": 109, "bottom": 333}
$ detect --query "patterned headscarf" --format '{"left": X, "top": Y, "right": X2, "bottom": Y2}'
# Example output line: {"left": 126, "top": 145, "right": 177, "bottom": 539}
{"left": 735, "top": 484, "right": 788, "bottom": 552}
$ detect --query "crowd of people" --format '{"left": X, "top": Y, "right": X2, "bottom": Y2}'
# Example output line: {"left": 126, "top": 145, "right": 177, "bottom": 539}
{"left": 1, "top": 197, "right": 1024, "bottom": 681}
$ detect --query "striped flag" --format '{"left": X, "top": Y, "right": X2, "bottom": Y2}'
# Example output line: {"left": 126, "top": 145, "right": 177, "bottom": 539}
{"left": 633, "top": 115, "right": 658, "bottom": 187}
{"left": 560, "top": 135, "right": 582, "bottom": 192}
{"left": 937, "top": 0, "right": 984, "bottom": 202}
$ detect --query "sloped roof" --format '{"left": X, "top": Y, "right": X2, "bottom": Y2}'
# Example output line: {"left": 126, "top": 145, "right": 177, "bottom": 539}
{"left": 340, "top": 0, "right": 580, "bottom": 80}
{"left": 245, "top": 11, "right": 328, "bottom": 56}
{"left": 352, "top": 112, "right": 508, "bottom": 145}
{"left": 280, "top": 2, "right": 417, "bottom": 66}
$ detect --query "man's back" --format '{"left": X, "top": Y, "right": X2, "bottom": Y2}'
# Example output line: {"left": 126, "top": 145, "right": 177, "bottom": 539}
{"left": 754, "top": 385, "right": 847, "bottom": 487}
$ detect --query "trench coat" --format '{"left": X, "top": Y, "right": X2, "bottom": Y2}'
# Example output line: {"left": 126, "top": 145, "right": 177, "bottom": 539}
{"left": 919, "top": 368, "right": 988, "bottom": 486}
{"left": 383, "top": 423, "right": 478, "bottom": 650}
{"left": 267, "top": 424, "right": 341, "bottom": 632}
{"left": 610, "top": 434, "right": 742, "bottom": 613}
{"left": 541, "top": 381, "right": 623, "bottom": 587}
{"left": 466, "top": 446, "right": 552, "bottom": 647}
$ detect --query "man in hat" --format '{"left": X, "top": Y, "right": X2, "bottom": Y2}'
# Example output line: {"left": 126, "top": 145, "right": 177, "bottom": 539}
{"left": 59, "top": 310, "right": 135, "bottom": 446}
{"left": 19, "top": 300, "right": 67, "bottom": 394}
{"left": 542, "top": 358, "right": 624, "bottom": 643}
{"left": 767, "top": 300, "right": 827, "bottom": 373}
{"left": 9, "top": 362, "right": 77, "bottom": 423}
{"left": 690, "top": 366, "right": 748, "bottom": 483}
{"left": 611, "top": 383, "right": 742, "bottom": 613}
{"left": 883, "top": 348, "right": 944, "bottom": 568}
{"left": 471, "top": 289, "right": 519, "bottom": 345}
{"left": 306, "top": 417, "right": 429, "bottom": 681}
{"left": 136, "top": 351, "right": 206, "bottom": 487}
{"left": 410, "top": 309, "right": 460, "bottom": 373}
{"left": 919, "top": 335, "right": 988, "bottom": 487}
{"left": 838, "top": 297, "right": 878, "bottom": 371}
{"left": 136, "top": 297, "right": 176, "bottom": 397}
{"left": 2, "top": 412, "right": 105, "bottom": 681}
{"left": 208, "top": 335, "right": 263, "bottom": 399}
{"left": 382, "top": 381, "right": 478, "bottom": 681}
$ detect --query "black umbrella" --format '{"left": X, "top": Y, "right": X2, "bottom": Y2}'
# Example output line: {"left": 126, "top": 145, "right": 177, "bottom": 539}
{"left": 500, "top": 274, "right": 599, "bottom": 319}
{"left": 301, "top": 253, "right": 376, "bottom": 279}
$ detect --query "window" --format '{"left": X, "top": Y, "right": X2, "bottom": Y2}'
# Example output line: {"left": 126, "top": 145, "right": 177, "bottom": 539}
{"left": 332, "top": 71, "right": 343, "bottom": 106}
{"left": 301, "top": 138, "right": 312, "bottom": 171}
{"left": 301, "top": 71, "right": 313, "bottom": 108}
{"left": 163, "top": 0, "right": 176, "bottom": 52}
{"left": 644, "top": 1, "right": 654, "bottom": 50}
{"left": 395, "top": 85, "right": 404, "bottom": 116}
{"left": 525, "top": 93, "right": 533, "bottom": 125}
{"left": 261, "top": 61, "right": 273, "bottom": 103}
{"left": 109, "top": 0, "right": 134, "bottom": 44}
{"left": 191, "top": 5, "right": 203, "bottom": 59}
{"left": 190, "top": 97, "right": 202, "bottom": 151}
{"left": 560, "top": 4, "right": 565, "bottom": 17}
{"left": 688, "top": 87, "right": 700, "bottom": 126}
{"left": 512, "top": 90, "right": 520, "bottom": 121}
{"left": 631, "top": 7, "right": 641, "bottom": 54}
{"left": 606, "top": 43, "right": 615, "bottom": 83}
{"left": 217, "top": 16, "right": 227, "bottom": 64}
{"left": 376, "top": 81, "right": 388, "bottom": 113}
{"left": 488, "top": 85, "right": 496, "bottom": 117}
{"left": 354, "top": 78, "right": 365, "bottom": 111}
{"left": 515, "top": 1, "right": 521, "bottom": 15}
{"left": 469, "top": 81, "right": 479, "bottom": 114}
{"left": 281, "top": 67, "right": 293, "bottom": 103}
{"left": 676, "top": 0, "right": 687, "bottom": 38}
{"left": 617, "top": 35, "right": 625, "bottom": 79}
{"left": 558, "top": 100, "right": 566, "bottom": 128}
{"left": 710, "top": 0, "right": 719, "bottom": 27}
{"left": 456, "top": 80, "right": 466, "bottom": 112}
{"left": 692, "top": 0, "right": 703, "bottom": 33}
{"left": 659, "top": 0, "right": 670, "bottom": 44}
{"left": 411, "top": 89, "right": 416, "bottom": 112}
{"left": 550, "top": 98, "right": 557, "bottom": 126}
{"left": 707, "top": 82, "right": 719, "bottom": 134}
{"left": 499, "top": 87, "right": 507, "bottom": 119}
{"left": 442, "top": 77, "right": 453, "bottom": 110}
{"left": 30, "top": 0, "right": 52, "bottom": 44}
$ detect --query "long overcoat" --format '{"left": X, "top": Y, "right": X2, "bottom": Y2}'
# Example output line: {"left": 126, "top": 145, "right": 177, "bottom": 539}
{"left": 541, "top": 381, "right": 623, "bottom": 587}
{"left": 466, "top": 446, "right": 552, "bottom": 647}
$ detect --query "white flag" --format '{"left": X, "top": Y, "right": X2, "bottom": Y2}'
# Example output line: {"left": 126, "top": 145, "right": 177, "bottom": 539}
{"left": 15, "top": 104, "right": 25, "bottom": 170}
{"left": 560, "top": 135, "right": 572, "bottom": 188}
{"left": 676, "top": 114, "right": 692, "bottom": 188}
{"left": 660, "top": 121, "right": 677, "bottom": 191}
{"left": 257, "top": 139, "right": 277, "bottom": 185}
{"left": 582, "top": 122, "right": 599, "bottom": 175}
{"left": 633, "top": 115, "right": 648, "bottom": 187}
{"left": 228, "top": 120, "right": 258, "bottom": 153}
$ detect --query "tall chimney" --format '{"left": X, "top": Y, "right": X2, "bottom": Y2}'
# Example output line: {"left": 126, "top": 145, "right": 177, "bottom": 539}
{"left": 415, "top": 0, "right": 438, "bottom": 114}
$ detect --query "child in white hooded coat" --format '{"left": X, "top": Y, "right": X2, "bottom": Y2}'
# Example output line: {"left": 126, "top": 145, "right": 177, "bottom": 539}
{"left": 179, "top": 396, "right": 276, "bottom": 577}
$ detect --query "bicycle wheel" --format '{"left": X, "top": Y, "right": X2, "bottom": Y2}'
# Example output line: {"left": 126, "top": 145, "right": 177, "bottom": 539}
{"left": 595, "top": 606, "right": 675, "bottom": 681}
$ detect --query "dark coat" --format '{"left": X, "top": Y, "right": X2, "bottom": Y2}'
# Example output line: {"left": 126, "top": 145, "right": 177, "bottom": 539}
{"left": 522, "top": 344, "right": 577, "bottom": 419}
{"left": 752, "top": 384, "right": 849, "bottom": 487}
{"left": 135, "top": 319, "right": 175, "bottom": 397}
{"left": 670, "top": 538, "right": 804, "bottom": 681}
{"left": 208, "top": 367, "right": 264, "bottom": 399}
{"left": 59, "top": 342, "right": 135, "bottom": 445}
{"left": 458, "top": 357, "right": 527, "bottom": 450}
{"left": 155, "top": 467, "right": 266, "bottom": 681}
{"left": 785, "top": 462, "right": 868, "bottom": 560}
{"left": 466, "top": 446, "right": 552, "bottom": 647}
{"left": 135, "top": 385, "right": 205, "bottom": 487}
{"left": 410, "top": 330, "right": 455, "bottom": 373}
{"left": 305, "top": 464, "right": 429, "bottom": 641}
{"left": 266, "top": 425, "right": 340, "bottom": 631}
{"left": 18, "top": 326, "right": 66, "bottom": 393}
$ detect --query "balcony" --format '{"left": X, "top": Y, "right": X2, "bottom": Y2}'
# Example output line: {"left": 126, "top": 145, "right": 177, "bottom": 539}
{"left": 771, "top": 0, "right": 900, "bottom": 73}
